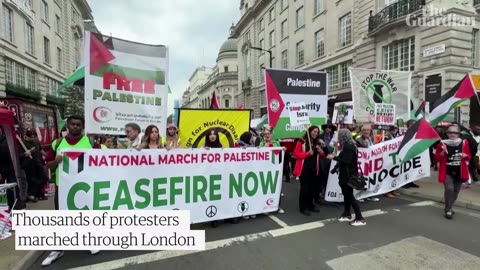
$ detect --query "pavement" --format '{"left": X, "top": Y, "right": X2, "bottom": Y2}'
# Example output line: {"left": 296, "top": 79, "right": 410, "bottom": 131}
{"left": 1, "top": 170, "right": 479, "bottom": 270}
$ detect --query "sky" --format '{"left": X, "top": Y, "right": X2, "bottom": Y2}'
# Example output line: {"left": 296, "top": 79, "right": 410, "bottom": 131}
{"left": 87, "top": 0, "right": 240, "bottom": 113}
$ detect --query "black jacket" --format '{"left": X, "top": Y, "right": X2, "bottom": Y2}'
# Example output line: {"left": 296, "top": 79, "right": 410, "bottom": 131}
{"left": 334, "top": 141, "right": 358, "bottom": 185}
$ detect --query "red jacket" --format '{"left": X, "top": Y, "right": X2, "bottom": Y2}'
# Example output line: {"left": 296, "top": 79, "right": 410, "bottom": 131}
{"left": 434, "top": 139, "right": 471, "bottom": 183}
{"left": 292, "top": 138, "right": 324, "bottom": 177}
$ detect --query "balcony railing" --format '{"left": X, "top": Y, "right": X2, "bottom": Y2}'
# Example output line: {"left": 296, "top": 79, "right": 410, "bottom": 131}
{"left": 369, "top": 0, "right": 425, "bottom": 33}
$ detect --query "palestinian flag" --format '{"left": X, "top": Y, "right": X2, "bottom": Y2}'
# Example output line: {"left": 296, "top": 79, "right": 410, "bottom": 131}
{"left": 62, "top": 152, "right": 87, "bottom": 176}
{"left": 265, "top": 70, "right": 286, "bottom": 128}
{"left": 271, "top": 149, "right": 283, "bottom": 165}
{"left": 56, "top": 66, "right": 85, "bottom": 94}
{"left": 397, "top": 119, "right": 440, "bottom": 162}
{"left": 429, "top": 75, "right": 476, "bottom": 127}
{"left": 210, "top": 91, "right": 219, "bottom": 109}
{"left": 414, "top": 101, "right": 426, "bottom": 119}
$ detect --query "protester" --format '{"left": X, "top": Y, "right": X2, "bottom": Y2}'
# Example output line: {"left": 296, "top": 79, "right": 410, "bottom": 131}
{"left": 315, "top": 136, "right": 331, "bottom": 205}
{"left": 43, "top": 116, "right": 100, "bottom": 266}
{"left": 204, "top": 128, "right": 222, "bottom": 148}
{"left": 472, "top": 124, "right": 480, "bottom": 180}
{"left": 354, "top": 125, "right": 380, "bottom": 202}
{"left": 125, "top": 122, "right": 142, "bottom": 149}
{"left": 141, "top": 125, "right": 163, "bottom": 149}
{"left": 163, "top": 123, "right": 181, "bottom": 149}
{"left": 434, "top": 124, "right": 471, "bottom": 219}
{"left": 101, "top": 135, "right": 114, "bottom": 149}
{"left": 259, "top": 125, "right": 286, "bottom": 214}
{"left": 293, "top": 126, "right": 323, "bottom": 216}
{"left": 456, "top": 124, "right": 479, "bottom": 184}
{"left": 320, "top": 123, "right": 336, "bottom": 152}
{"left": 21, "top": 130, "right": 48, "bottom": 202}
{"left": 203, "top": 128, "right": 229, "bottom": 226}
{"left": 327, "top": 128, "right": 366, "bottom": 226}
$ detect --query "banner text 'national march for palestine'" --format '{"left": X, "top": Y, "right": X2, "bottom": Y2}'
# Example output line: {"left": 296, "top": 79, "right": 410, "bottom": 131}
{"left": 59, "top": 148, "right": 284, "bottom": 223}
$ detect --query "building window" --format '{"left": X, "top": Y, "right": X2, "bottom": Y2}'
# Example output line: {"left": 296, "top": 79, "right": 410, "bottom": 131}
{"left": 296, "top": 41, "right": 304, "bottom": 65}
{"left": 258, "top": 18, "right": 264, "bottom": 32}
{"left": 259, "top": 90, "right": 266, "bottom": 107}
{"left": 339, "top": 13, "right": 352, "bottom": 47}
{"left": 383, "top": 37, "right": 415, "bottom": 71}
{"left": 26, "top": 68, "right": 36, "bottom": 90}
{"left": 473, "top": 29, "right": 479, "bottom": 67}
{"left": 281, "top": 50, "right": 288, "bottom": 68}
{"left": 281, "top": 0, "right": 288, "bottom": 10}
{"left": 296, "top": 7, "right": 304, "bottom": 28}
{"left": 25, "top": 23, "right": 35, "bottom": 55}
{"left": 269, "top": 7, "right": 275, "bottom": 22}
{"left": 72, "top": 6, "right": 79, "bottom": 23}
{"left": 57, "top": 48, "right": 63, "bottom": 72}
{"left": 315, "top": 0, "right": 325, "bottom": 16}
{"left": 15, "top": 64, "right": 25, "bottom": 87}
{"left": 315, "top": 30, "right": 325, "bottom": 58}
{"left": 55, "top": 15, "right": 61, "bottom": 34}
{"left": 225, "top": 99, "right": 230, "bottom": 108}
{"left": 2, "top": 5, "right": 14, "bottom": 42}
{"left": 260, "top": 64, "right": 265, "bottom": 81}
{"left": 260, "top": 39, "right": 264, "bottom": 50}
{"left": 5, "top": 59, "right": 13, "bottom": 84}
{"left": 340, "top": 61, "right": 352, "bottom": 88}
{"left": 224, "top": 66, "right": 229, "bottom": 72}
{"left": 44, "top": 37, "right": 50, "bottom": 64}
{"left": 269, "top": 30, "right": 275, "bottom": 48}
{"left": 281, "top": 20, "right": 287, "bottom": 40}
{"left": 41, "top": 0, "right": 49, "bottom": 23}
{"left": 74, "top": 34, "right": 81, "bottom": 68}
{"left": 327, "top": 66, "right": 339, "bottom": 89}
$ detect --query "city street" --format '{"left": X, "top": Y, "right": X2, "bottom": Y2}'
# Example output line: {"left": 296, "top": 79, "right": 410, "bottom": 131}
{"left": 26, "top": 180, "right": 480, "bottom": 270}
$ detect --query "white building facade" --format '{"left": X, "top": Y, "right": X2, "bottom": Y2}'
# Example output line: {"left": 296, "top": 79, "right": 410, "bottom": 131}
{"left": 231, "top": 0, "right": 480, "bottom": 126}
{"left": 183, "top": 38, "right": 241, "bottom": 109}
{"left": 0, "top": 0, "right": 95, "bottom": 107}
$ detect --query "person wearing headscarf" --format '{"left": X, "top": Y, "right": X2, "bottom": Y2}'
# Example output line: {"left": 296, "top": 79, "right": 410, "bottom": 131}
{"left": 293, "top": 126, "right": 324, "bottom": 216}
{"left": 434, "top": 124, "right": 471, "bottom": 219}
{"left": 327, "top": 128, "right": 366, "bottom": 226}
{"left": 163, "top": 123, "right": 181, "bottom": 149}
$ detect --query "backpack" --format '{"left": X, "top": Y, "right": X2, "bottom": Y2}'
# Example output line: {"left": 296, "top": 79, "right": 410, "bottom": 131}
{"left": 53, "top": 136, "right": 95, "bottom": 153}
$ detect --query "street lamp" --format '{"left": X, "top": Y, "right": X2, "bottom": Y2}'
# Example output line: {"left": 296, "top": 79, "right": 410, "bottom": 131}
{"left": 248, "top": 45, "right": 273, "bottom": 68}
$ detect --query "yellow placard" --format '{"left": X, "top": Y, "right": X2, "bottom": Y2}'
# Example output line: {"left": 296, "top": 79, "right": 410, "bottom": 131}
{"left": 178, "top": 109, "right": 251, "bottom": 148}
{"left": 471, "top": 75, "right": 480, "bottom": 90}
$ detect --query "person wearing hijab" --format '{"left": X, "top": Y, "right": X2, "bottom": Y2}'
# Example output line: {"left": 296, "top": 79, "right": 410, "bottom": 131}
{"left": 163, "top": 123, "right": 181, "bottom": 149}
{"left": 327, "top": 128, "right": 366, "bottom": 226}
{"left": 434, "top": 124, "right": 471, "bottom": 219}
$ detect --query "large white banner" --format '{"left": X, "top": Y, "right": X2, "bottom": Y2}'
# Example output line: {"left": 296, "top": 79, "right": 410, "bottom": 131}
{"left": 350, "top": 68, "right": 411, "bottom": 123}
{"left": 325, "top": 136, "right": 430, "bottom": 202}
{"left": 58, "top": 148, "right": 283, "bottom": 223}
{"left": 84, "top": 31, "right": 169, "bottom": 135}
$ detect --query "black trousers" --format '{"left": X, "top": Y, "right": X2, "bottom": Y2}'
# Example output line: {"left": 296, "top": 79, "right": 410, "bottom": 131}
{"left": 299, "top": 170, "right": 316, "bottom": 211}
{"left": 340, "top": 183, "right": 363, "bottom": 219}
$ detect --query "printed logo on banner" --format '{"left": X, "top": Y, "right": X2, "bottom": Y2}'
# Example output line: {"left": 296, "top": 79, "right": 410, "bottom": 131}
{"left": 62, "top": 152, "right": 86, "bottom": 175}
{"left": 205, "top": 205, "right": 217, "bottom": 218}
{"left": 93, "top": 106, "right": 113, "bottom": 123}
{"left": 269, "top": 99, "right": 281, "bottom": 112}
{"left": 391, "top": 179, "right": 397, "bottom": 188}
{"left": 238, "top": 202, "right": 249, "bottom": 213}
{"left": 373, "top": 184, "right": 380, "bottom": 194}
{"left": 266, "top": 198, "right": 274, "bottom": 206}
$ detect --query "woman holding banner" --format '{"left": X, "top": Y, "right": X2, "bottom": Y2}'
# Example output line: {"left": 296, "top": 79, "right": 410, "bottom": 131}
{"left": 163, "top": 123, "right": 181, "bottom": 149}
{"left": 293, "top": 126, "right": 324, "bottom": 216}
{"left": 327, "top": 128, "right": 366, "bottom": 226}
{"left": 141, "top": 125, "right": 163, "bottom": 149}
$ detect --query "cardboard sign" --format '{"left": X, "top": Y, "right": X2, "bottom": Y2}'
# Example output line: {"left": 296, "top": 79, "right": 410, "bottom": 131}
{"left": 374, "top": 104, "right": 395, "bottom": 126}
